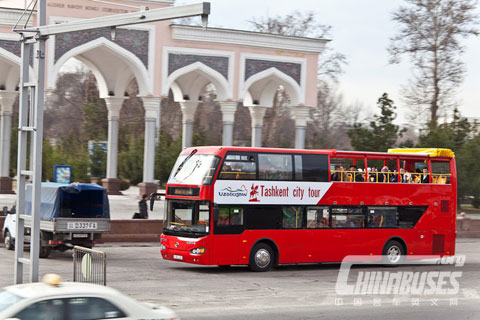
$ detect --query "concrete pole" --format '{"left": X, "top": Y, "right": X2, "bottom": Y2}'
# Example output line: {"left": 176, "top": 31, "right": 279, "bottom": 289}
{"left": 139, "top": 97, "right": 161, "bottom": 197}
{"left": 179, "top": 101, "right": 199, "bottom": 149}
{"left": 293, "top": 106, "right": 310, "bottom": 149}
{"left": 219, "top": 101, "right": 237, "bottom": 146}
{"left": 0, "top": 91, "right": 17, "bottom": 194}
{"left": 102, "top": 97, "right": 124, "bottom": 195}
{"left": 248, "top": 106, "right": 267, "bottom": 147}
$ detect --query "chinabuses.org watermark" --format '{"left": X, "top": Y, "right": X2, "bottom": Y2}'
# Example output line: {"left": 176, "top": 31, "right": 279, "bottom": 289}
{"left": 333, "top": 255, "right": 466, "bottom": 306}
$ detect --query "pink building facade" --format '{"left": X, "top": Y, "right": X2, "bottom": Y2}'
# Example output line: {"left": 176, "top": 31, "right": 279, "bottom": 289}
{"left": 0, "top": 0, "right": 326, "bottom": 195}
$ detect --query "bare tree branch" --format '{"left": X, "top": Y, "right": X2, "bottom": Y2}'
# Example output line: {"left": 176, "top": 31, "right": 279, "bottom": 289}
{"left": 389, "top": 0, "right": 479, "bottom": 128}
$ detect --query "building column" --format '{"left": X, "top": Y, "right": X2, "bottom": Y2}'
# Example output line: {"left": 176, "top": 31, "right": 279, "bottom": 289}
{"left": 102, "top": 97, "right": 124, "bottom": 195}
{"left": 293, "top": 106, "right": 310, "bottom": 149}
{"left": 219, "top": 101, "right": 237, "bottom": 146}
{"left": 0, "top": 91, "right": 17, "bottom": 194}
{"left": 179, "top": 101, "right": 199, "bottom": 149}
{"left": 138, "top": 96, "right": 161, "bottom": 197}
{"left": 248, "top": 106, "right": 267, "bottom": 147}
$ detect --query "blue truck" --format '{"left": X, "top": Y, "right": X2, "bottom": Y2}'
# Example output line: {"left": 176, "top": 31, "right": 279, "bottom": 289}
{"left": 3, "top": 183, "right": 110, "bottom": 258}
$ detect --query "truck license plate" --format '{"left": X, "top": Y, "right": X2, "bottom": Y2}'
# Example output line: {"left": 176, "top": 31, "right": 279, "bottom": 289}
{"left": 67, "top": 222, "right": 97, "bottom": 230}
{"left": 173, "top": 255, "right": 183, "bottom": 260}
{"left": 72, "top": 233, "right": 89, "bottom": 238}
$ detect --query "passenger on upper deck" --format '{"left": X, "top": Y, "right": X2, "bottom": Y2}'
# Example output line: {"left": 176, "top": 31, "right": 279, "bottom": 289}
{"left": 331, "top": 165, "right": 342, "bottom": 181}
{"left": 390, "top": 169, "right": 399, "bottom": 183}
{"left": 421, "top": 167, "right": 430, "bottom": 184}
{"left": 348, "top": 165, "right": 363, "bottom": 182}
{"left": 379, "top": 166, "right": 389, "bottom": 183}
{"left": 400, "top": 168, "right": 412, "bottom": 183}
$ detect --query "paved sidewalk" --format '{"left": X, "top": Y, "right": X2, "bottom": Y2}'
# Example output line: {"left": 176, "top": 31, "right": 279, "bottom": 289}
{"left": 0, "top": 186, "right": 165, "bottom": 220}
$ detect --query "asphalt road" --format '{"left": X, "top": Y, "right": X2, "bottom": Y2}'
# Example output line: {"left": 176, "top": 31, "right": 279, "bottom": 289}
{"left": 0, "top": 239, "right": 479, "bottom": 320}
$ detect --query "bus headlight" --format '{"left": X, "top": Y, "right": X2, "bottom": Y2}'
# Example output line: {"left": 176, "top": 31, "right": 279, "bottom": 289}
{"left": 190, "top": 247, "right": 206, "bottom": 255}
{"left": 160, "top": 244, "right": 166, "bottom": 250}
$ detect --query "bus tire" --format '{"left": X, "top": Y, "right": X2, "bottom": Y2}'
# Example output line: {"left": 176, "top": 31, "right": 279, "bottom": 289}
{"left": 4, "top": 230, "right": 14, "bottom": 250}
{"left": 249, "top": 243, "right": 274, "bottom": 272}
{"left": 382, "top": 240, "right": 405, "bottom": 266}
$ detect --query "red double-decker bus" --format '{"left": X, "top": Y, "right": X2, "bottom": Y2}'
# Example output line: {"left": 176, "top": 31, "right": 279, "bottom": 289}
{"left": 159, "top": 147, "right": 456, "bottom": 271}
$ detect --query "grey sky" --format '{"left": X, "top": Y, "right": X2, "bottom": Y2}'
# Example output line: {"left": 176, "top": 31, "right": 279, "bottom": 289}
{"left": 178, "top": 0, "right": 480, "bottom": 124}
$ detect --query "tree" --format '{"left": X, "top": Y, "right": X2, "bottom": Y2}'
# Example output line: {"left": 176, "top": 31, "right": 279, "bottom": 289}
{"left": 249, "top": 10, "right": 346, "bottom": 85}
{"left": 417, "top": 108, "right": 475, "bottom": 150}
{"left": 307, "top": 84, "right": 355, "bottom": 149}
{"left": 118, "top": 133, "right": 144, "bottom": 185}
{"left": 457, "top": 136, "right": 480, "bottom": 208}
{"left": 389, "top": 0, "right": 478, "bottom": 129}
{"left": 416, "top": 108, "right": 477, "bottom": 208}
{"left": 155, "top": 132, "right": 182, "bottom": 185}
{"left": 348, "top": 93, "right": 405, "bottom": 151}
{"left": 248, "top": 11, "right": 348, "bottom": 148}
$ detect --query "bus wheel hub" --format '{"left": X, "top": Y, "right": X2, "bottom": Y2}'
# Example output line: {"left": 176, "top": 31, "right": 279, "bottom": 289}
{"left": 255, "top": 249, "right": 271, "bottom": 267}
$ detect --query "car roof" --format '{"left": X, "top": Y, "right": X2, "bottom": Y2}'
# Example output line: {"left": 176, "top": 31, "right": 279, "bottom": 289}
{"left": 4, "top": 281, "right": 120, "bottom": 300}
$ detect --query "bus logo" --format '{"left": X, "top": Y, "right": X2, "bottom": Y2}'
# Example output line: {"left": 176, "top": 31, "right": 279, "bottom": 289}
{"left": 218, "top": 185, "right": 248, "bottom": 198}
{"left": 249, "top": 184, "right": 260, "bottom": 202}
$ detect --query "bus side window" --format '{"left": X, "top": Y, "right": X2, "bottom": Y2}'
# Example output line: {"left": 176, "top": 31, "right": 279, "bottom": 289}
{"left": 215, "top": 207, "right": 244, "bottom": 226}
{"left": 397, "top": 206, "right": 427, "bottom": 228}
{"left": 282, "top": 206, "right": 304, "bottom": 229}
{"left": 306, "top": 207, "right": 329, "bottom": 228}
{"left": 258, "top": 154, "right": 293, "bottom": 180}
{"left": 296, "top": 154, "right": 329, "bottom": 182}
{"left": 331, "top": 207, "right": 364, "bottom": 228}
{"left": 218, "top": 159, "right": 257, "bottom": 180}
{"left": 366, "top": 207, "right": 397, "bottom": 228}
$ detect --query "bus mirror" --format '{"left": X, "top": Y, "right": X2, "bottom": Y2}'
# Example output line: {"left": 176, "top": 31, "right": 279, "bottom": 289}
{"left": 3, "top": 206, "right": 8, "bottom": 215}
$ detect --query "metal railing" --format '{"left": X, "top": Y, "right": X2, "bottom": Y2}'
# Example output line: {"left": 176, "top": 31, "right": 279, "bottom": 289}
{"left": 73, "top": 246, "right": 106, "bottom": 286}
{"left": 331, "top": 170, "right": 451, "bottom": 184}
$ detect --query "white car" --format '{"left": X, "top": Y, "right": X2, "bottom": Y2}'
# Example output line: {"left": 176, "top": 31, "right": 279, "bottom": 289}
{"left": 0, "top": 274, "right": 178, "bottom": 320}
{"left": 2, "top": 205, "right": 16, "bottom": 250}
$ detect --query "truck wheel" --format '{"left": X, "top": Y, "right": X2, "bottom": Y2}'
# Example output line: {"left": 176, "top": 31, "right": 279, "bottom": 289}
{"left": 4, "top": 230, "right": 14, "bottom": 250}
{"left": 39, "top": 232, "right": 50, "bottom": 259}
{"left": 39, "top": 244, "right": 50, "bottom": 258}
{"left": 249, "top": 243, "right": 274, "bottom": 272}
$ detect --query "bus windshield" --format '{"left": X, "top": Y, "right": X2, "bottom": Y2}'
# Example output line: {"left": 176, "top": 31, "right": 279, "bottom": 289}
{"left": 164, "top": 200, "right": 210, "bottom": 237}
{"left": 168, "top": 154, "right": 220, "bottom": 185}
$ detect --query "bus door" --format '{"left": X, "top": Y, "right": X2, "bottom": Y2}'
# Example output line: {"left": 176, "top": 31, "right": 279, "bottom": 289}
{"left": 211, "top": 206, "right": 244, "bottom": 265}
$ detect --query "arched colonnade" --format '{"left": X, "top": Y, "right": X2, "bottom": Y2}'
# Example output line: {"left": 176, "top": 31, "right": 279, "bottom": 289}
{"left": 0, "top": 3, "right": 326, "bottom": 195}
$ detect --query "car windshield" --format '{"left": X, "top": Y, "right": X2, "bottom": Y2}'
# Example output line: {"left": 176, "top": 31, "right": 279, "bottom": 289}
{"left": 164, "top": 200, "right": 210, "bottom": 237}
{"left": 168, "top": 154, "right": 219, "bottom": 185}
{"left": 0, "top": 289, "right": 24, "bottom": 312}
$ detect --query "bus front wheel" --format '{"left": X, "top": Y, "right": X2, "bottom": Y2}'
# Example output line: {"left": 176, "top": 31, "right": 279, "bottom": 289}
{"left": 249, "top": 243, "right": 274, "bottom": 272}
{"left": 382, "top": 240, "right": 405, "bottom": 265}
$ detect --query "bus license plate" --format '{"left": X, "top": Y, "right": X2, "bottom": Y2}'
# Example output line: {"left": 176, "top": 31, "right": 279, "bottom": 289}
{"left": 67, "top": 222, "right": 97, "bottom": 230}
{"left": 173, "top": 255, "right": 183, "bottom": 260}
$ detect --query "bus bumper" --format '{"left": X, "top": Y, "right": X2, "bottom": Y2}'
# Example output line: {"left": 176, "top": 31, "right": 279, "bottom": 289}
{"left": 161, "top": 248, "right": 209, "bottom": 265}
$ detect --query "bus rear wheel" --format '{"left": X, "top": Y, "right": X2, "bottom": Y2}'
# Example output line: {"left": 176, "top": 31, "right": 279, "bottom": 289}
{"left": 382, "top": 240, "right": 405, "bottom": 266}
{"left": 249, "top": 243, "right": 274, "bottom": 272}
